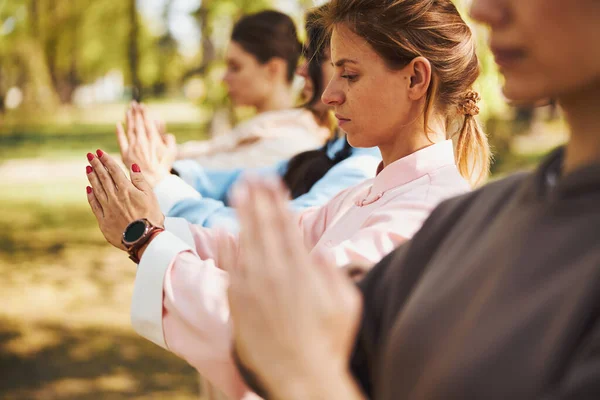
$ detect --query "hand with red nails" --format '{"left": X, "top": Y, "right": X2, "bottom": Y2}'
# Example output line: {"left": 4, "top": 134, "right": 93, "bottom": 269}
{"left": 221, "top": 177, "right": 363, "bottom": 399}
{"left": 85, "top": 149, "right": 165, "bottom": 251}
{"left": 116, "top": 102, "right": 177, "bottom": 188}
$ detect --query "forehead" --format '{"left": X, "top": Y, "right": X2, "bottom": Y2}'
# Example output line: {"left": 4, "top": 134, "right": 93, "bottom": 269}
{"left": 225, "top": 41, "right": 254, "bottom": 63}
{"left": 330, "top": 24, "right": 376, "bottom": 63}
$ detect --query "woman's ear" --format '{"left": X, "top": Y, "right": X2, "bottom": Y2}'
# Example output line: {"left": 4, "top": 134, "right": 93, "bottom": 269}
{"left": 406, "top": 56, "right": 432, "bottom": 101}
{"left": 265, "top": 57, "right": 289, "bottom": 82}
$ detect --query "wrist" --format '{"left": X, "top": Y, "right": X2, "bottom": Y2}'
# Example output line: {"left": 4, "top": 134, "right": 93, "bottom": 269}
{"left": 272, "top": 361, "right": 361, "bottom": 400}
{"left": 136, "top": 229, "right": 163, "bottom": 261}
{"left": 145, "top": 169, "right": 168, "bottom": 188}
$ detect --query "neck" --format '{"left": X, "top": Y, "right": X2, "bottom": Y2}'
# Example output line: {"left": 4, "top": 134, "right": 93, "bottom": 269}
{"left": 560, "top": 80, "right": 600, "bottom": 174}
{"left": 255, "top": 83, "right": 294, "bottom": 113}
{"left": 378, "top": 115, "right": 447, "bottom": 167}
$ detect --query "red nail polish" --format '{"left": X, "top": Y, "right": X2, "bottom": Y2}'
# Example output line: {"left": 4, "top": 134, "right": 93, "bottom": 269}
{"left": 132, "top": 164, "right": 141, "bottom": 173}
{"left": 96, "top": 149, "right": 104, "bottom": 158}
{"left": 87, "top": 153, "right": 94, "bottom": 161}
{"left": 86, "top": 166, "right": 93, "bottom": 174}
{"left": 86, "top": 186, "right": 92, "bottom": 194}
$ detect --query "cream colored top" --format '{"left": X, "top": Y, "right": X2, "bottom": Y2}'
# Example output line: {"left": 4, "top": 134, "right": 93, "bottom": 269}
{"left": 177, "top": 108, "right": 330, "bottom": 169}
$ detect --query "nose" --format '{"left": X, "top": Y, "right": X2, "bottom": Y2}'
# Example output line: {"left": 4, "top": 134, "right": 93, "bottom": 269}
{"left": 296, "top": 60, "right": 309, "bottom": 78}
{"left": 469, "top": 0, "right": 510, "bottom": 28}
{"left": 222, "top": 72, "right": 229, "bottom": 85}
{"left": 321, "top": 77, "right": 344, "bottom": 106}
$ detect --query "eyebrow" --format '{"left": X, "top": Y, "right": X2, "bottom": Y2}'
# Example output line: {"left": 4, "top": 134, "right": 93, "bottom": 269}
{"left": 332, "top": 58, "right": 359, "bottom": 67}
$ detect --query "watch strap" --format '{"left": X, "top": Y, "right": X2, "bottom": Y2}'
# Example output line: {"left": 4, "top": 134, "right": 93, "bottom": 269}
{"left": 127, "top": 226, "right": 165, "bottom": 264}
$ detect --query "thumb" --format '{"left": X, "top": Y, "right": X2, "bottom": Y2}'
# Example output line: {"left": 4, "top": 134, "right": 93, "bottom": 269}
{"left": 130, "top": 164, "right": 153, "bottom": 193}
{"left": 165, "top": 133, "right": 177, "bottom": 150}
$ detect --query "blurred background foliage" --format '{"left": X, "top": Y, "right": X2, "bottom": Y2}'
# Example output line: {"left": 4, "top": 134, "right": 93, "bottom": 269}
{"left": 0, "top": 0, "right": 566, "bottom": 399}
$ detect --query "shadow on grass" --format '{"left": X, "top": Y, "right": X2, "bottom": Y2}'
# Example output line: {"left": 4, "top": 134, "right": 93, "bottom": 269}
{"left": 0, "top": 319, "right": 199, "bottom": 399}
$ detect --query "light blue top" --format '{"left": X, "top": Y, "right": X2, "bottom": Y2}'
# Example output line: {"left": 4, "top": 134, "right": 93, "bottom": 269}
{"left": 153, "top": 137, "right": 381, "bottom": 233}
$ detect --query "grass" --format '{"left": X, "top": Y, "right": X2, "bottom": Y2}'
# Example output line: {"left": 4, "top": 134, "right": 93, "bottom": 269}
{"left": 0, "top": 123, "right": 207, "bottom": 161}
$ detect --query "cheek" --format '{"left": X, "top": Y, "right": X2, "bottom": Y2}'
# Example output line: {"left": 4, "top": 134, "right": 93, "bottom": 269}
{"left": 355, "top": 85, "right": 404, "bottom": 127}
{"left": 505, "top": 1, "right": 600, "bottom": 101}
{"left": 342, "top": 89, "right": 393, "bottom": 146}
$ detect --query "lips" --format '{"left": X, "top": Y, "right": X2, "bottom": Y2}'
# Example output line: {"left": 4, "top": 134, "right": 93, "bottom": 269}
{"left": 335, "top": 113, "right": 351, "bottom": 122}
{"left": 334, "top": 113, "right": 351, "bottom": 127}
{"left": 490, "top": 45, "right": 526, "bottom": 68}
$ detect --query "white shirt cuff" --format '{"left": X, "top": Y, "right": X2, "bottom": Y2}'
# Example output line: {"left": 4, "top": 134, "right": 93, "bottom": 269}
{"left": 154, "top": 174, "right": 201, "bottom": 215}
{"left": 164, "top": 217, "right": 195, "bottom": 247}
{"left": 130, "top": 231, "right": 196, "bottom": 349}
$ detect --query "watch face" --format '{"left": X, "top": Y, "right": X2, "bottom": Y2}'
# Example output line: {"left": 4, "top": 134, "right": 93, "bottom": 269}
{"left": 124, "top": 220, "right": 147, "bottom": 244}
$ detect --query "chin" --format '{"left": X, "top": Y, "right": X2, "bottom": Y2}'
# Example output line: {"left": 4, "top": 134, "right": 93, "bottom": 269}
{"left": 501, "top": 75, "right": 556, "bottom": 106}
{"left": 344, "top": 128, "right": 372, "bottom": 149}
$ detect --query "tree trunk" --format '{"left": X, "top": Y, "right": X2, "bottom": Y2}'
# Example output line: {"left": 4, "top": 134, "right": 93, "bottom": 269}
{"left": 29, "top": 0, "right": 40, "bottom": 38}
{"left": 128, "top": 0, "right": 142, "bottom": 101}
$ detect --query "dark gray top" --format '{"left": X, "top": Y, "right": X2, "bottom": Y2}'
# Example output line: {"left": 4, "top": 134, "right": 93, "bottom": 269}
{"left": 353, "top": 147, "right": 600, "bottom": 400}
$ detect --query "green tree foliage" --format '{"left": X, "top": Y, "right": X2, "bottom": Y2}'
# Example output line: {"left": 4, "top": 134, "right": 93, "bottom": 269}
{"left": 0, "top": 0, "right": 185, "bottom": 109}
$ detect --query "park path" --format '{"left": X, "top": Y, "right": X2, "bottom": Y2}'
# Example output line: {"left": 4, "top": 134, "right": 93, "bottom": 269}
{"left": 0, "top": 157, "right": 88, "bottom": 184}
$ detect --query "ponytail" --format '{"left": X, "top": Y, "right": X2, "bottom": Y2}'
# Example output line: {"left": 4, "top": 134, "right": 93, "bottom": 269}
{"left": 454, "top": 90, "right": 491, "bottom": 187}
{"left": 455, "top": 114, "right": 491, "bottom": 187}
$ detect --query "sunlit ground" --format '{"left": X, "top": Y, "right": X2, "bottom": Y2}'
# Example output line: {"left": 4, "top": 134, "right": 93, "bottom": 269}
{"left": 0, "top": 102, "right": 206, "bottom": 399}
{"left": 0, "top": 179, "right": 202, "bottom": 399}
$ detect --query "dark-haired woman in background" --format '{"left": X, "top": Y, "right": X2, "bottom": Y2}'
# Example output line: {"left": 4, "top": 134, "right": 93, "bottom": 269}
{"left": 119, "top": 7, "right": 381, "bottom": 232}
{"left": 119, "top": 10, "right": 330, "bottom": 175}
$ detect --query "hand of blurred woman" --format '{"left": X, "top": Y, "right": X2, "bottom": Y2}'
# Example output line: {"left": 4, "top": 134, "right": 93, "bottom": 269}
{"left": 116, "top": 102, "right": 177, "bottom": 188}
{"left": 85, "top": 150, "right": 164, "bottom": 250}
{"left": 222, "top": 176, "right": 364, "bottom": 399}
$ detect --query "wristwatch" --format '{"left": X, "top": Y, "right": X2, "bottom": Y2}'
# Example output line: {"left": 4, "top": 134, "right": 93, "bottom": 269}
{"left": 122, "top": 218, "right": 165, "bottom": 264}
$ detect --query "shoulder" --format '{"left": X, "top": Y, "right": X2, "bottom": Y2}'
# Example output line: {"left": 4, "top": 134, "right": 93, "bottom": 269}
{"left": 419, "top": 171, "right": 531, "bottom": 239}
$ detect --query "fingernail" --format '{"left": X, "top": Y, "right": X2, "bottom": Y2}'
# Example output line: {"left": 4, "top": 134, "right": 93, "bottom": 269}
{"left": 86, "top": 166, "right": 93, "bottom": 174}
{"left": 96, "top": 149, "right": 104, "bottom": 158}
{"left": 87, "top": 153, "right": 94, "bottom": 161}
{"left": 86, "top": 186, "right": 92, "bottom": 194}
{"left": 132, "top": 164, "right": 141, "bottom": 173}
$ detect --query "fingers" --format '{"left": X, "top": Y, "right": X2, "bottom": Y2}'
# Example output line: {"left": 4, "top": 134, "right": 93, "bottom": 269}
{"left": 264, "top": 176, "right": 310, "bottom": 275}
{"left": 140, "top": 104, "right": 160, "bottom": 143}
{"left": 95, "top": 149, "right": 132, "bottom": 191}
{"left": 246, "top": 179, "right": 282, "bottom": 272}
{"left": 155, "top": 119, "right": 167, "bottom": 136}
{"left": 231, "top": 175, "right": 305, "bottom": 282}
{"left": 116, "top": 122, "right": 129, "bottom": 159}
{"left": 164, "top": 133, "right": 177, "bottom": 150}
{"left": 232, "top": 179, "right": 265, "bottom": 279}
{"left": 86, "top": 185, "right": 104, "bottom": 219}
{"left": 86, "top": 154, "right": 108, "bottom": 204}
{"left": 218, "top": 228, "right": 240, "bottom": 276}
{"left": 129, "top": 163, "right": 153, "bottom": 194}
{"left": 133, "top": 103, "right": 148, "bottom": 147}
{"left": 126, "top": 107, "right": 135, "bottom": 144}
